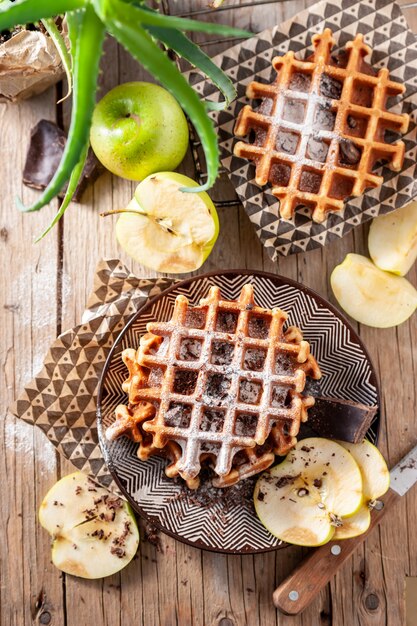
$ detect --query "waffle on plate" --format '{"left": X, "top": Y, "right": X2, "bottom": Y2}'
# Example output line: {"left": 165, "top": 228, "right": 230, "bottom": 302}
{"left": 234, "top": 29, "right": 409, "bottom": 223}
{"left": 106, "top": 284, "right": 321, "bottom": 488}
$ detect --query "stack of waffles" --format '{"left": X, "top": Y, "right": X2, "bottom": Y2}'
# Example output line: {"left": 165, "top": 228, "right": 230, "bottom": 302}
{"left": 234, "top": 29, "right": 409, "bottom": 223}
{"left": 106, "top": 285, "right": 321, "bottom": 488}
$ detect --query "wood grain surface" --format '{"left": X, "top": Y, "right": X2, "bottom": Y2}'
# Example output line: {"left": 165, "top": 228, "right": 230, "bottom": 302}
{"left": 1, "top": 1, "right": 416, "bottom": 625}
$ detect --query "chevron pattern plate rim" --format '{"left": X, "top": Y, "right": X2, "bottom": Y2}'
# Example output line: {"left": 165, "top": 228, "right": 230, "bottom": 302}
{"left": 97, "top": 270, "right": 380, "bottom": 554}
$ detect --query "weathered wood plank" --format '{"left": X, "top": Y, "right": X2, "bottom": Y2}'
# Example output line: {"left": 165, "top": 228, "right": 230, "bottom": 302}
{"left": 0, "top": 86, "right": 65, "bottom": 626}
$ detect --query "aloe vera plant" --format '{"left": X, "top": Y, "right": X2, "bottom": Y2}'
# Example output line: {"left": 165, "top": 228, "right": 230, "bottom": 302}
{"left": 0, "top": 0, "right": 249, "bottom": 237}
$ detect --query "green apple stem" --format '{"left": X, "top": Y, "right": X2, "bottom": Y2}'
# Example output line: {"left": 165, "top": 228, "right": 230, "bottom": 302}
{"left": 100, "top": 208, "right": 180, "bottom": 236}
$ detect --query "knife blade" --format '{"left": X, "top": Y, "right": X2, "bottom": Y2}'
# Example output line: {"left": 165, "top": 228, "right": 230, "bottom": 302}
{"left": 272, "top": 442, "right": 417, "bottom": 616}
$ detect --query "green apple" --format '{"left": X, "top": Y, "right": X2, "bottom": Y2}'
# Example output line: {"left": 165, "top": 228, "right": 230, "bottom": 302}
{"left": 39, "top": 472, "right": 139, "bottom": 579}
{"left": 334, "top": 440, "right": 389, "bottom": 540}
{"left": 368, "top": 201, "right": 417, "bottom": 276}
{"left": 115, "top": 172, "right": 219, "bottom": 274}
{"left": 254, "top": 438, "right": 363, "bottom": 547}
{"left": 90, "top": 82, "right": 189, "bottom": 180}
{"left": 331, "top": 253, "right": 417, "bottom": 328}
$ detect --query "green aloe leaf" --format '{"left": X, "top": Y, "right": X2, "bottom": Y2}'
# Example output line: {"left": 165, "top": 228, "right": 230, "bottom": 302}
{"left": 146, "top": 25, "right": 235, "bottom": 111}
{"left": 105, "top": 3, "right": 220, "bottom": 191}
{"left": 41, "top": 18, "right": 73, "bottom": 101}
{"left": 109, "top": 0, "right": 251, "bottom": 38}
{"left": 18, "top": 5, "right": 105, "bottom": 213}
{"left": 34, "top": 143, "right": 89, "bottom": 242}
{"left": 0, "top": 0, "right": 86, "bottom": 31}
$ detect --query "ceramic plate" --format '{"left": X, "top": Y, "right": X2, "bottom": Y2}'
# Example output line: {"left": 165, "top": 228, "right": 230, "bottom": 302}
{"left": 97, "top": 271, "right": 380, "bottom": 554}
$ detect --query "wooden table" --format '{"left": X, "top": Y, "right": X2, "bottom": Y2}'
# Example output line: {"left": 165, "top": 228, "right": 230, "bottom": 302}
{"left": 1, "top": 1, "right": 417, "bottom": 624}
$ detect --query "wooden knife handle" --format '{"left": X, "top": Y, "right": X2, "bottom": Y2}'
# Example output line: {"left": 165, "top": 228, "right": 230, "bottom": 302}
{"left": 272, "top": 488, "right": 400, "bottom": 615}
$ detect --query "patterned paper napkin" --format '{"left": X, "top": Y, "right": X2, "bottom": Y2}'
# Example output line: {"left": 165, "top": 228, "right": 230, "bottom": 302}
{"left": 188, "top": 0, "right": 417, "bottom": 257}
{"left": 11, "top": 260, "right": 175, "bottom": 489}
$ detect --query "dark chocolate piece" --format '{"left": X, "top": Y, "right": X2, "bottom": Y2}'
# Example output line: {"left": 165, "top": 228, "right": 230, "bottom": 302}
{"left": 23, "top": 119, "right": 104, "bottom": 202}
{"left": 306, "top": 396, "right": 377, "bottom": 443}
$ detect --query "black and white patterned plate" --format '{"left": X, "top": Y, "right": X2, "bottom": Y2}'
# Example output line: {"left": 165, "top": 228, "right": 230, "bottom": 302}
{"left": 97, "top": 271, "right": 380, "bottom": 554}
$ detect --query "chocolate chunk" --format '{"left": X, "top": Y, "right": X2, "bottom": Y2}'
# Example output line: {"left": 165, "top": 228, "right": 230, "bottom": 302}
{"left": 200, "top": 409, "right": 225, "bottom": 432}
{"left": 216, "top": 310, "right": 238, "bottom": 333}
{"left": 205, "top": 373, "right": 231, "bottom": 399}
{"left": 239, "top": 380, "right": 262, "bottom": 404}
{"left": 244, "top": 348, "right": 266, "bottom": 371}
{"left": 235, "top": 412, "right": 258, "bottom": 437}
{"left": 315, "top": 105, "right": 336, "bottom": 131}
{"left": 307, "top": 137, "right": 329, "bottom": 163}
{"left": 179, "top": 338, "right": 202, "bottom": 361}
{"left": 276, "top": 131, "right": 299, "bottom": 155}
{"left": 306, "top": 397, "right": 378, "bottom": 443}
{"left": 165, "top": 403, "right": 192, "bottom": 428}
{"left": 347, "top": 115, "right": 357, "bottom": 129}
{"left": 320, "top": 74, "right": 343, "bottom": 100}
{"left": 23, "top": 120, "right": 104, "bottom": 202}
{"left": 173, "top": 370, "right": 198, "bottom": 395}
{"left": 211, "top": 341, "right": 234, "bottom": 366}
{"left": 339, "top": 140, "right": 361, "bottom": 166}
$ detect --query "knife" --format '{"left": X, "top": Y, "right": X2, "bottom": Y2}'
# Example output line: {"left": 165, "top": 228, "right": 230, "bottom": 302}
{"left": 272, "top": 442, "right": 417, "bottom": 615}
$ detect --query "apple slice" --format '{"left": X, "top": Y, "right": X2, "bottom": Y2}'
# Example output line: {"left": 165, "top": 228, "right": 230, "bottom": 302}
{"left": 337, "top": 440, "right": 390, "bottom": 501}
{"left": 333, "top": 504, "right": 371, "bottom": 539}
{"left": 115, "top": 172, "right": 219, "bottom": 274}
{"left": 368, "top": 201, "right": 417, "bottom": 276}
{"left": 334, "top": 440, "right": 389, "bottom": 539}
{"left": 254, "top": 438, "right": 363, "bottom": 547}
{"left": 331, "top": 254, "right": 417, "bottom": 328}
{"left": 39, "top": 472, "right": 139, "bottom": 579}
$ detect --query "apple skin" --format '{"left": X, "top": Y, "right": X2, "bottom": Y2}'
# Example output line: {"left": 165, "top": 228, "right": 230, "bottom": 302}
{"left": 90, "top": 82, "right": 189, "bottom": 181}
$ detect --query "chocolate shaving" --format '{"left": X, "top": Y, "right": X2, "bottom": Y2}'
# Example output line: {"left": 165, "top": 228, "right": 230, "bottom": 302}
{"left": 110, "top": 546, "right": 126, "bottom": 559}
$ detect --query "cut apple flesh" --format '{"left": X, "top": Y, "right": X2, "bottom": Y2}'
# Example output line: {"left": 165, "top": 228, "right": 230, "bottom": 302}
{"left": 334, "top": 504, "right": 371, "bottom": 539}
{"left": 116, "top": 172, "right": 219, "bottom": 274}
{"left": 337, "top": 440, "right": 390, "bottom": 501}
{"left": 254, "top": 438, "right": 363, "bottom": 547}
{"left": 369, "top": 201, "right": 417, "bottom": 276}
{"left": 331, "top": 253, "right": 417, "bottom": 328}
{"left": 39, "top": 472, "right": 139, "bottom": 579}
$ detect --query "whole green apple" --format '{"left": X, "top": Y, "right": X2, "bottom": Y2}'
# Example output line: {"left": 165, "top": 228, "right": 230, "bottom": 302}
{"left": 90, "top": 82, "right": 189, "bottom": 181}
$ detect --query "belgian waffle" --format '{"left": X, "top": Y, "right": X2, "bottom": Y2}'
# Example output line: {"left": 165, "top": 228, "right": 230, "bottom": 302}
{"left": 234, "top": 29, "right": 409, "bottom": 223}
{"left": 125, "top": 284, "right": 321, "bottom": 485}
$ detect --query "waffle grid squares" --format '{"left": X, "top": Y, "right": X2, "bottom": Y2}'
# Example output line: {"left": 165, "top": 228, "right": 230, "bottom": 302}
{"left": 234, "top": 29, "right": 409, "bottom": 223}
{"left": 138, "top": 285, "right": 310, "bottom": 479}
{"left": 106, "top": 285, "right": 322, "bottom": 488}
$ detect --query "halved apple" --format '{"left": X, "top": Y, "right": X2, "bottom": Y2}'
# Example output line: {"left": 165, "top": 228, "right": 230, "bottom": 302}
{"left": 368, "top": 201, "right": 417, "bottom": 276}
{"left": 254, "top": 438, "right": 363, "bottom": 547}
{"left": 331, "top": 254, "right": 417, "bottom": 328}
{"left": 39, "top": 472, "right": 139, "bottom": 579}
{"left": 334, "top": 440, "right": 389, "bottom": 539}
{"left": 115, "top": 172, "right": 219, "bottom": 274}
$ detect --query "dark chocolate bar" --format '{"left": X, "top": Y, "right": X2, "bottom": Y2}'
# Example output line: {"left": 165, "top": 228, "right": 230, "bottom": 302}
{"left": 306, "top": 397, "right": 378, "bottom": 443}
{"left": 23, "top": 119, "right": 104, "bottom": 202}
